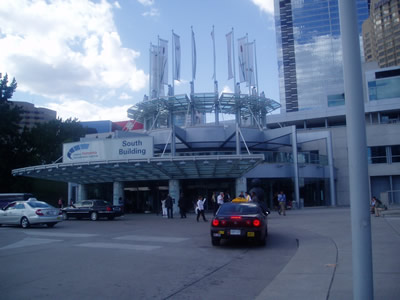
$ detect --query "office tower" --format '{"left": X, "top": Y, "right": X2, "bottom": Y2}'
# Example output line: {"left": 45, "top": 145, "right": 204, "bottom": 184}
{"left": 363, "top": 0, "right": 400, "bottom": 68}
{"left": 274, "top": 0, "right": 370, "bottom": 112}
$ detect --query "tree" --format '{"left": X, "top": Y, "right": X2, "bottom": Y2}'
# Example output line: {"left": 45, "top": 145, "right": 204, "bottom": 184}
{"left": 0, "top": 73, "right": 18, "bottom": 103}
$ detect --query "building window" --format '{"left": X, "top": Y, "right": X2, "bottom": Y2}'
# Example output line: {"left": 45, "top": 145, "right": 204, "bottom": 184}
{"left": 327, "top": 93, "right": 345, "bottom": 107}
{"left": 368, "top": 146, "right": 387, "bottom": 164}
{"left": 368, "top": 77, "right": 400, "bottom": 100}
{"left": 392, "top": 145, "right": 400, "bottom": 162}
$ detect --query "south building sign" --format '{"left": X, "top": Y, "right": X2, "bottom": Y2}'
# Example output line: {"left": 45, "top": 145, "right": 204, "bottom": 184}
{"left": 63, "top": 137, "right": 154, "bottom": 163}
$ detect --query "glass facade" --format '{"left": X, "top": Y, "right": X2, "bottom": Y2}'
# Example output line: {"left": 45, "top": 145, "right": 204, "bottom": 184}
{"left": 368, "top": 77, "right": 400, "bottom": 100}
{"left": 275, "top": 0, "right": 370, "bottom": 112}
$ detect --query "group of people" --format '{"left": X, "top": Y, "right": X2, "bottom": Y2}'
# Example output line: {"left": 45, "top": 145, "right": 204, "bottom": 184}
{"left": 161, "top": 189, "right": 288, "bottom": 220}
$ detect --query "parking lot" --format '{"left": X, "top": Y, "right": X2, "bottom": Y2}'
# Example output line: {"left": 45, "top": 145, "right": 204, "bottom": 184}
{"left": 0, "top": 212, "right": 297, "bottom": 300}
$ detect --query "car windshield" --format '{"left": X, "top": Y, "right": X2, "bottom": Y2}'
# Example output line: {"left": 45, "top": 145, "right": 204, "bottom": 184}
{"left": 27, "top": 201, "right": 52, "bottom": 208}
{"left": 218, "top": 203, "right": 260, "bottom": 215}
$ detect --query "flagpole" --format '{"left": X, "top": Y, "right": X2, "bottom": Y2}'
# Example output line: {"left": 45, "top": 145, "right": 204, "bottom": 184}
{"left": 232, "top": 28, "right": 237, "bottom": 94}
{"left": 254, "top": 39, "right": 259, "bottom": 97}
{"left": 212, "top": 25, "right": 216, "bottom": 82}
{"left": 149, "top": 43, "right": 152, "bottom": 99}
{"left": 246, "top": 33, "right": 251, "bottom": 95}
{"left": 172, "top": 30, "right": 175, "bottom": 95}
{"left": 157, "top": 35, "right": 160, "bottom": 98}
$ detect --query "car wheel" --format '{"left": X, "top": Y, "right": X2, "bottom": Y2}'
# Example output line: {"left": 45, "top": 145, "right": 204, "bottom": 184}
{"left": 20, "top": 217, "right": 30, "bottom": 228}
{"left": 90, "top": 212, "right": 98, "bottom": 221}
{"left": 47, "top": 223, "right": 56, "bottom": 228}
{"left": 62, "top": 212, "right": 69, "bottom": 220}
{"left": 211, "top": 238, "right": 220, "bottom": 246}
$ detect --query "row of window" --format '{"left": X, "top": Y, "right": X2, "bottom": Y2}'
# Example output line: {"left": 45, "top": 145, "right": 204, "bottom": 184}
{"left": 368, "top": 145, "right": 400, "bottom": 164}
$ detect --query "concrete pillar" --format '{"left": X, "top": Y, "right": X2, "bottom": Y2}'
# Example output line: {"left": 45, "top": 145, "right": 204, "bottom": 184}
{"left": 291, "top": 126, "right": 300, "bottom": 206}
{"left": 67, "top": 182, "right": 75, "bottom": 205}
{"left": 77, "top": 184, "right": 87, "bottom": 202}
{"left": 235, "top": 177, "right": 247, "bottom": 198}
{"left": 169, "top": 179, "right": 180, "bottom": 214}
{"left": 327, "top": 131, "right": 336, "bottom": 206}
{"left": 113, "top": 181, "right": 124, "bottom": 206}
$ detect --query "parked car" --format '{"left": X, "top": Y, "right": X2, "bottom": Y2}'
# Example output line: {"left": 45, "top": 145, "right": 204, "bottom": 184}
{"left": 62, "top": 200, "right": 123, "bottom": 221}
{"left": 210, "top": 200, "right": 268, "bottom": 246}
{"left": 0, "top": 198, "right": 63, "bottom": 228}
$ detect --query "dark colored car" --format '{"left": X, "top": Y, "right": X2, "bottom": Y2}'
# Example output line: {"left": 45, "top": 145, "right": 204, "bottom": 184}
{"left": 62, "top": 200, "right": 123, "bottom": 221}
{"left": 210, "top": 201, "right": 268, "bottom": 246}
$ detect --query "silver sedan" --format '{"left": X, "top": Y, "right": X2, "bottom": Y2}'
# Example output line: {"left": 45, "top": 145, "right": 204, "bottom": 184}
{"left": 0, "top": 198, "right": 63, "bottom": 228}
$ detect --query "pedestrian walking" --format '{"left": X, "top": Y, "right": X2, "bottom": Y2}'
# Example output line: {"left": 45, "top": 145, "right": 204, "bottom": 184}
{"left": 58, "top": 197, "right": 63, "bottom": 208}
{"left": 165, "top": 194, "right": 173, "bottom": 219}
{"left": 245, "top": 191, "right": 251, "bottom": 202}
{"left": 196, "top": 195, "right": 208, "bottom": 222}
{"left": 278, "top": 191, "right": 286, "bottom": 216}
{"left": 217, "top": 192, "right": 224, "bottom": 212}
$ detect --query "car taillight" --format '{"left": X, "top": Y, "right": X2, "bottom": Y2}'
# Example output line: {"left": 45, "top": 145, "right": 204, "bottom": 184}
{"left": 212, "top": 219, "right": 219, "bottom": 226}
{"left": 36, "top": 209, "right": 44, "bottom": 216}
{"left": 253, "top": 219, "right": 261, "bottom": 227}
{"left": 106, "top": 206, "right": 112, "bottom": 211}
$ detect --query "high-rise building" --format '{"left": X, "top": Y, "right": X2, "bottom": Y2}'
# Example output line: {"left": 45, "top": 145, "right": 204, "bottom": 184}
{"left": 274, "top": 0, "right": 370, "bottom": 112}
{"left": 10, "top": 101, "right": 57, "bottom": 130}
{"left": 363, "top": 0, "right": 400, "bottom": 68}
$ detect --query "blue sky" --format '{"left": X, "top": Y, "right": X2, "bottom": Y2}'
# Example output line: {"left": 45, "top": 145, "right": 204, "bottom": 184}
{"left": 0, "top": 0, "right": 278, "bottom": 121}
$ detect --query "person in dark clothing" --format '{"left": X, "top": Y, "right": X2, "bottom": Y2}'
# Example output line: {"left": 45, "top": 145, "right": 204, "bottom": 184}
{"left": 165, "top": 194, "right": 173, "bottom": 219}
{"left": 178, "top": 193, "right": 187, "bottom": 218}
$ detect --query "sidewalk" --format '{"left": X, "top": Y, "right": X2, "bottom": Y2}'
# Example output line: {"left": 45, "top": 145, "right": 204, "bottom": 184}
{"left": 256, "top": 207, "right": 400, "bottom": 300}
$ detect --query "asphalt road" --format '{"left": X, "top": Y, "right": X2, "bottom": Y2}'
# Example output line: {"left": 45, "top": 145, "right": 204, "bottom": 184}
{"left": 0, "top": 213, "right": 297, "bottom": 300}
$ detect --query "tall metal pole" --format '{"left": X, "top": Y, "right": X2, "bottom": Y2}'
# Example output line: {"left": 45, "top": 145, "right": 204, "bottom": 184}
{"left": 339, "top": 1, "right": 374, "bottom": 299}
{"left": 172, "top": 30, "right": 175, "bottom": 95}
{"left": 149, "top": 43, "right": 152, "bottom": 99}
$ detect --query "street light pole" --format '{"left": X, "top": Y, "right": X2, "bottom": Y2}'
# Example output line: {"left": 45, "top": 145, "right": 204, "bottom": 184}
{"left": 338, "top": 0, "right": 374, "bottom": 299}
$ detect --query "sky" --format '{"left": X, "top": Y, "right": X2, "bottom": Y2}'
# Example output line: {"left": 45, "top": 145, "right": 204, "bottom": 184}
{"left": 0, "top": 0, "right": 278, "bottom": 122}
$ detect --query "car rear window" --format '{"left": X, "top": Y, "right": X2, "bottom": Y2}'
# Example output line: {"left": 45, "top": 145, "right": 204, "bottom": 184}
{"left": 218, "top": 203, "right": 260, "bottom": 215}
{"left": 27, "top": 202, "right": 51, "bottom": 208}
{"left": 94, "top": 200, "right": 110, "bottom": 206}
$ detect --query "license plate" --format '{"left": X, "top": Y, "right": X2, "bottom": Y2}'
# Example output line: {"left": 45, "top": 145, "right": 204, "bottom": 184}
{"left": 247, "top": 232, "right": 255, "bottom": 237}
{"left": 230, "top": 229, "right": 241, "bottom": 235}
{"left": 218, "top": 230, "right": 225, "bottom": 234}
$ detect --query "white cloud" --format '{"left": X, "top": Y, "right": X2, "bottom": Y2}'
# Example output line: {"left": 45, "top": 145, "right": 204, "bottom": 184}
{"left": 0, "top": 0, "right": 147, "bottom": 100}
{"left": 137, "top": 0, "right": 154, "bottom": 6}
{"left": 142, "top": 8, "right": 160, "bottom": 17}
{"left": 47, "top": 99, "right": 131, "bottom": 122}
{"left": 251, "top": 0, "right": 274, "bottom": 15}
{"left": 119, "top": 92, "right": 132, "bottom": 100}
{"left": 114, "top": 1, "right": 121, "bottom": 9}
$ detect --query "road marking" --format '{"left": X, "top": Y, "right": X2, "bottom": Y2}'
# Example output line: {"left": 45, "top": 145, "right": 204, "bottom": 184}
{"left": 0, "top": 238, "right": 62, "bottom": 250}
{"left": 23, "top": 231, "right": 98, "bottom": 238}
{"left": 114, "top": 235, "right": 189, "bottom": 243}
{"left": 77, "top": 242, "right": 161, "bottom": 251}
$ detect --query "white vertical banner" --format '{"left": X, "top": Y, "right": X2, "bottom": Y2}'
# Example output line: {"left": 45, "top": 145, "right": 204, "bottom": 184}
{"left": 246, "top": 42, "right": 255, "bottom": 87}
{"left": 192, "top": 27, "right": 197, "bottom": 81}
{"left": 158, "top": 38, "right": 168, "bottom": 86}
{"left": 226, "top": 31, "right": 233, "bottom": 80}
{"left": 150, "top": 45, "right": 159, "bottom": 98}
{"left": 211, "top": 26, "right": 216, "bottom": 80}
{"left": 173, "top": 33, "right": 181, "bottom": 81}
{"left": 238, "top": 36, "right": 248, "bottom": 83}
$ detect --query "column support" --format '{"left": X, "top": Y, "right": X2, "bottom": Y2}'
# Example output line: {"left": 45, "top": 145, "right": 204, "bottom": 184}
{"left": 291, "top": 126, "right": 300, "bottom": 206}
{"left": 168, "top": 179, "right": 180, "bottom": 215}
{"left": 113, "top": 181, "right": 124, "bottom": 206}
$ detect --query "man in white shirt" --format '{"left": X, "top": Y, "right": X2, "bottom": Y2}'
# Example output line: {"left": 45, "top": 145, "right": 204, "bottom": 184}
{"left": 196, "top": 196, "right": 208, "bottom": 222}
{"left": 217, "top": 192, "right": 224, "bottom": 211}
